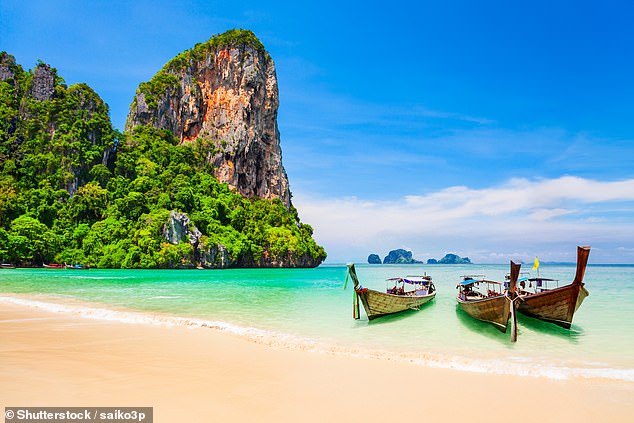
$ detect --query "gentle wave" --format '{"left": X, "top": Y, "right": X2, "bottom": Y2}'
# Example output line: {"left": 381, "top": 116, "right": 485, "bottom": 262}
{"left": 2, "top": 295, "right": 633, "bottom": 383}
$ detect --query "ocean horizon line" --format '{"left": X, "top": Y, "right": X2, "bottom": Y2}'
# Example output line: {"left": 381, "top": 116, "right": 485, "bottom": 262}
{"left": 322, "top": 262, "right": 634, "bottom": 267}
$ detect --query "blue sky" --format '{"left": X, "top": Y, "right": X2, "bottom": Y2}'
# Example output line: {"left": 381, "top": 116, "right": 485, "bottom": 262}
{"left": 3, "top": 0, "right": 634, "bottom": 263}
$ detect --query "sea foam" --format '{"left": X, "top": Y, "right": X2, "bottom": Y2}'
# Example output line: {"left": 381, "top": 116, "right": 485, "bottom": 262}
{"left": 2, "top": 295, "right": 633, "bottom": 383}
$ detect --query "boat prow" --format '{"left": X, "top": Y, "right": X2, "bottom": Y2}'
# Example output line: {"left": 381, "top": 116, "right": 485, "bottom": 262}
{"left": 456, "top": 261, "right": 521, "bottom": 341}
{"left": 518, "top": 246, "right": 590, "bottom": 329}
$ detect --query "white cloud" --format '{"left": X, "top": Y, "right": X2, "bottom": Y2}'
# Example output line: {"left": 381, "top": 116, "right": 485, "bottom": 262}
{"left": 293, "top": 176, "right": 634, "bottom": 263}
{"left": 528, "top": 208, "right": 574, "bottom": 221}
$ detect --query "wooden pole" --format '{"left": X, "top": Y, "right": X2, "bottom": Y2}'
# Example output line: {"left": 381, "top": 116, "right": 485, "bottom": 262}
{"left": 509, "top": 260, "right": 521, "bottom": 343}
{"left": 510, "top": 298, "right": 518, "bottom": 342}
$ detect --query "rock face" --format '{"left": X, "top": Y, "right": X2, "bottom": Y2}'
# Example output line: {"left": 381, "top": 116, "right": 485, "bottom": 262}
{"left": 0, "top": 52, "right": 17, "bottom": 83}
{"left": 163, "top": 210, "right": 201, "bottom": 246}
{"left": 368, "top": 254, "right": 382, "bottom": 264}
{"left": 163, "top": 210, "right": 230, "bottom": 268}
{"left": 199, "top": 244, "right": 230, "bottom": 269}
{"left": 382, "top": 249, "right": 423, "bottom": 264}
{"left": 162, "top": 210, "right": 321, "bottom": 268}
{"left": 30, "top": 63, "right": 55, "bottom": 101}
{"left": 126, "top": 29, "right": 291, "bottom": 207}
{"left": 234, "top": 251, "right": 323, "bottom": 268}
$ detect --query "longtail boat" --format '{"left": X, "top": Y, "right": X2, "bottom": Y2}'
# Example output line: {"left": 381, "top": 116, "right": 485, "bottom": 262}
{"left": 517, "top": 246, "right": 590, "bottom": 329}
{"left": 456, "top": 261, "right": 521, "bottom": 341}
{"left": 345, "top": 264, "right": 436, "bottom": 320}
{"left": 65, "top": 263, "right": 89, "bottom": 270}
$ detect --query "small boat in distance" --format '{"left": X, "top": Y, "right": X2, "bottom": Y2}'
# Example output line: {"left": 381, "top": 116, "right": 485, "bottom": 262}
{"left": 517, "top": 246, "right": 590, "bottom": 329}
{"left": 345, "top": 264, "right": 436, "bottom": 320}
{"left": 43, "top": 263, "right": 65, "bottom": 269}
{"left": 65, "top": 263, "right": 90, "bottom": 270}
{"left": 456, "top": 261, "right": 521, "bottom": 342}
{"left": 1, "top": 263, "right": 16, "bottom": 269}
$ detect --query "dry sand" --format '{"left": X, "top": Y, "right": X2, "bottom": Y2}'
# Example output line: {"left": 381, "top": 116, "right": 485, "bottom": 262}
{"left": 1, "top": 298, "right": 632, "bottom": 422}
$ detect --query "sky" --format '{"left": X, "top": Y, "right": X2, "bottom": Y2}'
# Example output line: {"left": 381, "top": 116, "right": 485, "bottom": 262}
{"left": 2, "top": 0, "right": 634, "bottom": 263}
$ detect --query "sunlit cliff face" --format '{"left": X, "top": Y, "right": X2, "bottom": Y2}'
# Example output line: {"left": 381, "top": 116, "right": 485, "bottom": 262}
{"left": 127, "top": 44, "right": 291, "bottom": 207}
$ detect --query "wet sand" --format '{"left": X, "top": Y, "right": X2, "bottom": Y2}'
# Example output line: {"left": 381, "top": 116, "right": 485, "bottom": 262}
{"left": 1, "top": 297, "right": 632, "bottom": 422}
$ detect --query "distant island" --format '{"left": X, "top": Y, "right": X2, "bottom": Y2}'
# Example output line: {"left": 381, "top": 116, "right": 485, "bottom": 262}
{"left": 427, "top": 254, "right": 471, "bottom": 264}
{"left": 367, "top": 249, "right": 423, "bottom": 264}
{"left": 367, "top": 250, "right": 472, "bottom": 264}
{"left": 383, "top": 249, "right": 423, "bottom": 264}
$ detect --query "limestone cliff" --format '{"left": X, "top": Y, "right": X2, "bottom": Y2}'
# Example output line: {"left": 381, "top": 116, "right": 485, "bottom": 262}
{"left": 0, "top": 53, "right": 17, "bottom": 82}
{"left": 125, "top": 29, "right": 290, "bottom": 207}
{"left": 30, "top": 63, "right": 55, "bottom": 101}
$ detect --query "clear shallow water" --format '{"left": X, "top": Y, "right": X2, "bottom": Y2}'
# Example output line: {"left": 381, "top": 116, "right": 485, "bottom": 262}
{"left": 1, "top": 264, "right": 633, "bottom": 380}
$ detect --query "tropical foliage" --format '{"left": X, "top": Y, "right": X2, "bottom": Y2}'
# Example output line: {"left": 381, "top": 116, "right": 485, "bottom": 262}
{"left": 0, "top": 52, "right": 326, "bottom": 268}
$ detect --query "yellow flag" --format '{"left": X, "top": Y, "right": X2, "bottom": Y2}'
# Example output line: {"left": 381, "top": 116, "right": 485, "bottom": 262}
{"left": 533, "top": 256, "right": 539, "bottom": 270}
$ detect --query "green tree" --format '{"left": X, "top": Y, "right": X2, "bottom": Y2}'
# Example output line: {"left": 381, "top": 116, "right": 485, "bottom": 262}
{"left": 68, "top": 182, "right": 108, "bottom": 223}
{"left": 7, "top": 215, "right": 58, "bottom": 264}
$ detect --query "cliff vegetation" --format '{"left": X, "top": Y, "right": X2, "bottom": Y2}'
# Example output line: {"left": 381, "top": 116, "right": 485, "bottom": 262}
{"left": 0, "top": 36, "right": 326, "bottom": 268}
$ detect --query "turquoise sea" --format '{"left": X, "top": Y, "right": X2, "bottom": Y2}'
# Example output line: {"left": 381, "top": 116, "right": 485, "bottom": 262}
{"left": 1, "top": 264, "right": 633, "bottom": 381}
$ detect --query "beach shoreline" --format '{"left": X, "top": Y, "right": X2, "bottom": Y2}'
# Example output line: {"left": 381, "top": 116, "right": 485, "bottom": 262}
{"left": 1, "top": 294, "right": 633, "bottom": 422}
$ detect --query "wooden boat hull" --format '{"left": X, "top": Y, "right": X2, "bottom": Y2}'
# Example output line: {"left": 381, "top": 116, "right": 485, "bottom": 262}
{"left": 518, "top": 246, "right": 591, "bottom": 329}
{"left": 457, "top": 295, "right": 512, "bottom": 332}
{"left": 518, "top": 283, "right": 589, "bottom": 329}
{"left": 456, "top": 261, "right": 521, "bottom": 338}
{"left": 357, "top": 288, "right": 436, "bottom": 320}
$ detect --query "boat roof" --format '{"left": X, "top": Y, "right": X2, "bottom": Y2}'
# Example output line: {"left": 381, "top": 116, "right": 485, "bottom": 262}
{"left": 528, "top": 277, "right": 558, "bottom": 282}
{"left": 403, "top": 277, "right": 431, "bottom": 284}
{"left": 459, "top": 278, "right": 501, "bottom": 286}
{"left": 387, "top": 277, "right": 431, "bottom": 284}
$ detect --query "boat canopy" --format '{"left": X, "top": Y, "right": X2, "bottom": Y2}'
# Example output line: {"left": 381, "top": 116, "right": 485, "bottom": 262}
{"left": 387, "top": 277, "right": 431, "bottom": 285}
{"left": 528, "top": 277, "right": 557, "bottom": 282}
{"left": 459, "top": 278, "right": 501, "bottom": 286}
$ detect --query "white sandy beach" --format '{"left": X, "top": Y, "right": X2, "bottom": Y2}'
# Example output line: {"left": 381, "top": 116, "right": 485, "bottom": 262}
{"left": 1, "top": 296, "right": 632, "bottom": 423}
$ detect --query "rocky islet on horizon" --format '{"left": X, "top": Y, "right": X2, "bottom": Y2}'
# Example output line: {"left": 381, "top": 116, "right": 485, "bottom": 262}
{"left": 368, "top": 249, "right": 472, "bottom": 264}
